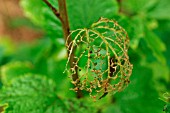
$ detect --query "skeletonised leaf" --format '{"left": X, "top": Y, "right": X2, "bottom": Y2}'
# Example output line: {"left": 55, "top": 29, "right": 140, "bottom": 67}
{"left": 65, "top": 18, "right": 132, "bottom": 100}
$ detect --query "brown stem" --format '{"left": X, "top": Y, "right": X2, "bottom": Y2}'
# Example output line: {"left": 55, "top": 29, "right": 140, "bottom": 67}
{"left": 58, "top": 0, "right": 83, "bottom": 98}
{"left": 43, "top": 0, "right": 61, "bottom": 20}
{"left": 116, "top": 0, "right": 135, "bottom": 16}
{"left": 43, "top": 0, "right": 83, "bottom": 98}
{"left": 117, "top": 0, "right": 122, "bottom": 13}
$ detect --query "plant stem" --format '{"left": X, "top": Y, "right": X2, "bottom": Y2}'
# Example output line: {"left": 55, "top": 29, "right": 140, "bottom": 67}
{"left": 43, "top": 0, "right": 83, "bottom": 98}
{"left": 117, "top": 0, "right": 122, "bottom": 13}
{"left": 43, "top": 0, "right": 61, "bottom": 20}
{"left": 58, "top": 0, "right": 83, "bottom": 98}
{"left": 57, "top": 0, "right": 70, "bottom": 41}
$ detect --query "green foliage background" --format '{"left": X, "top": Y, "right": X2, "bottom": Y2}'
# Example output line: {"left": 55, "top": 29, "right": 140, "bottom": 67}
{"left": 0, "top": 0, "right": 170, "bottom": 113}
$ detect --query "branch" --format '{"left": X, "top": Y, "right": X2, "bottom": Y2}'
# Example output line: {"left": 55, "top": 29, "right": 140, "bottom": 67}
{"left": 58, "top": 0, "right": 83, "bottom": 98}
{"left": 117, "top": 0, "right": 122, "bottom": 13}
{"left": 43, "top": 0, "right": 83, "bottom": 98}
{"left": 43, "top": 0, "right": 62, "bottom": 20}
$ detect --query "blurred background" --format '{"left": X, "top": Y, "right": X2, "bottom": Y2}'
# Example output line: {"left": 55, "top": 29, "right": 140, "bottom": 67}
{"left": 0, "top": 0, "right": 170, "bottom": 113}
{"left": 0, "top": 0, "right": 42, "bottom": 42}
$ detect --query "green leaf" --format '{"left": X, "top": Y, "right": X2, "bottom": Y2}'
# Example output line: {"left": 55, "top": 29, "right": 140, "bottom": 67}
{"left": 121, "top": 0, "right": 158, "bottom": 15}
{"left": 20, "top": 0, "right": 118, "bottom": 38}
{"left": 102, "top": 104, "right": 123, "bottom": 113}
{"left": 156, "top": 20, "right": 170, "bottom": 67}
{"left": 9, "top": 17, "right": 40, "bottom": 29}
{"left": 0, "top": 74, "right": 66, "bottom": 113}
{"left": 146, "top": 62, "right": 169, "bottom": 92}
{"left": 0, "top": 61, "right": 33, "bottom": 84}
{"left": 64, "top": 99, "right": 97, "bottom": 113}
{"left": 20, "top": 0, "right": 62, "bottom": 38}
{"left": 13, "top": 38, "right": 52, "bottom": 63}
{"left": 113, "top": 65, "right": 164, "bottom": 113}
{"left": 129, "top": 16, "right": 145, "bottom": 49}
{"left": 144, "top": 28, "right": 166, "bottom": 64}
{"left": 0, "top": 74, "right": 97, "bottom": 113}
{"left": 147, "top": 0, "right": 170, "bottom": 20}
{"left": 67, "top": 0, "right": 118, "bottom": 29}
{"left": 0, "top": 37, "right": 15, "bottom": 55}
